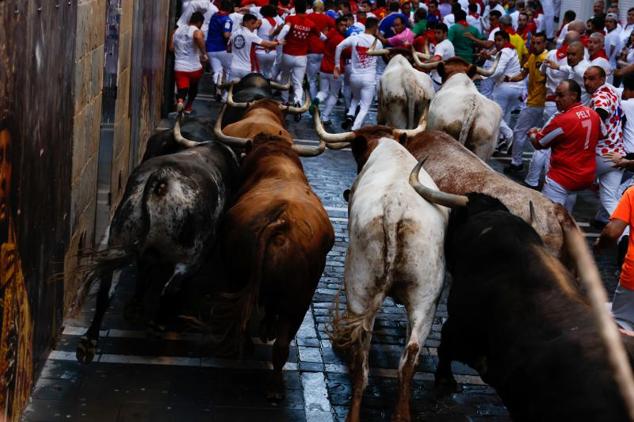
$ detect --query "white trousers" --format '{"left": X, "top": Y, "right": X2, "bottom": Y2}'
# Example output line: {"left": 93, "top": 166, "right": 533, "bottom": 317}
{"left": 256, "top": 51, "right": 276, "bottom": 79}
{"left": 209, "top": 50, "right": 232, "bottom": 85}
{"left": 596, "top": 155, "right": 625, "bottom": 222}
{"left": 493, "top": 83, "right": 523, "bottom": 140}
{"left": 343, "top": 65, "right": 353, "bottom": 110}
{"left": 525, "top": 102, "right": 557, "bottom": 186}
{"left": 511, "top": 106, "right": 544, "bottom": 166}
{"left": 307, "top": 53, "right": 323, "bottom": 99}
{"left": 280, "top": 54, "right": 308, "bottom": 105}
{"left": 316, "top": 73, "right": 341, "bottom": 122}
{"left": 542, "top": 176, "right": 577, "bottom": 212}
{"left": 541, "top": 0, "right": 556, "bottom": 39}
{"left": 348, "top": 73, "right": 376, "bottom": 130}
{"left": 230, "top": 66, "right": 251, "bottom": 82}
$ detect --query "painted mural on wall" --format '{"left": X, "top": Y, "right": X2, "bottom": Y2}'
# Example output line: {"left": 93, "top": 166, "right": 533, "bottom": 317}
{"left": 0, "top": 126, "right": 32, "bottom": 422}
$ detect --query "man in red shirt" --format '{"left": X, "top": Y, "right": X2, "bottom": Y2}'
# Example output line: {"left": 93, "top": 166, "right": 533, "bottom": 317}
{"left": 311, "top": 16, "right": 346, "bottom": 124}
{"left": 529, "top": 79, "right": 601, "bottom": 212}
{"left": 277, "top": 0, "right": 323, "bottom": 116}
{"left": 307, "top": 1, "right": 335, "bottom": 99}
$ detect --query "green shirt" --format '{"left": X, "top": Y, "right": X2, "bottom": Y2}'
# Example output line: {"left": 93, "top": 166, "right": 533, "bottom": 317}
{"left": 447, "top": 23, "right": 481, "bottom": 64}
{"left": 413, "top": 20, "right": 427, "bottom": 36}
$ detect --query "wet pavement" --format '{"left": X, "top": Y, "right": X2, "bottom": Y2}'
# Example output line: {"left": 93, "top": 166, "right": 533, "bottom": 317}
{"left": 22, "top": 79, "right": 619, "bottom": 421}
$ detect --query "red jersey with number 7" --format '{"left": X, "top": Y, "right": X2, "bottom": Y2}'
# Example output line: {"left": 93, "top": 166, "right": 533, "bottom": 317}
{"left": 283, "top": 15, "right": 319, "bottom": 56}
{"left": 535, "top": 103, "right": 601, "bottom": 191}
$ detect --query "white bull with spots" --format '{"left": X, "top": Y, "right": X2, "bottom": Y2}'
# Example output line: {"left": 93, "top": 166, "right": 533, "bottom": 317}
{"left": 377, "top": 54, "right": 435, "bottom": 129}
{"left": 331, "top": 134, "right": 448, "bottom": 422}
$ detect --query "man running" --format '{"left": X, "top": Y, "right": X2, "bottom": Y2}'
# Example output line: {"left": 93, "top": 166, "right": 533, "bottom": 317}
{"left": 334, "top": 17, "right": 382, "bottom": 130}
{"left": 229, "top": 13, "right": 279, "bottom": 81}
{"left": 206, "top": 0, "right": 234, "bottom": 97}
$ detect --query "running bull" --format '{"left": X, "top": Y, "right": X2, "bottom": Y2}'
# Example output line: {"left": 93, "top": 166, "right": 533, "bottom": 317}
{"left": 75, "top": 111, "right": 240, "bottom": 363}
{"left": 213, "top": 98, "right": 332, "bottom": 401}
{"left": 409, "top": 166, "right": 634, "bottom": 421}
{"left": 404, "top": 130, "right": 571, "bottom": 258}
{"left": 372, "top": 52, "right": 435, "bottom": 129}
{"left": 314, "top": 111, "right": 440, "bottom": 422}
{"left": 413, "top": 53, "right": 503, "bottom": 161}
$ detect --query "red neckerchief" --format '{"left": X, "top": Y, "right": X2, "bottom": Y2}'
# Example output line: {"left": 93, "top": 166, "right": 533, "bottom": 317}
{"left": 469, "top": 12, "right": 480, "bottom": 19}
{"left": 357, "top": 16, "right": 366, "bottom": 24}
{"left": 503, "top": 42, "right": 514, "bottom": 50}
{"left": 490, "top": 24, "right": 499, "bottom": 31}
{"left": 457, "top": 19, "right": 469, "bottom": 27}
{"left": 590, "top": 49, "right": 608, "bottom": 60}
{"left": 556, "top": 43, "right": 568, "bottom": 60}
{"left": 504, "top": 26, "right": 516, "bottom": 35}
{"left": 580, "top": 34, "right": 590, "bottom": 47}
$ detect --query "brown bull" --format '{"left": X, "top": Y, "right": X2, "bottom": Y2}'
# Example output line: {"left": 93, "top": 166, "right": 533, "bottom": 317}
{"left": 404, "top": 130, "right": 573, "bottom": 258}
{"left": 215, "top": 100, "right": 334, "bottom": 401}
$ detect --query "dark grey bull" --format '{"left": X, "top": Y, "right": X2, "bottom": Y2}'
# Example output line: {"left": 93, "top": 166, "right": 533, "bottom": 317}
{"left": 76, "top": 113, "right": 239, "bottom": 363}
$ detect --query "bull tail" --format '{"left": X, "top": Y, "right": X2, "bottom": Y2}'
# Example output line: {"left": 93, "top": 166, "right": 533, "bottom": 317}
{"left": 560, "top": 216, "right": 634, "bottom": 418}
{"left": 458, "top": 94, "right": 478, "bottom": 146}
{"left": 330, "top": 208, "right": 399, "bottom": 353}
{"left": 238, "top": 211, "right": 290, "bottom": 333}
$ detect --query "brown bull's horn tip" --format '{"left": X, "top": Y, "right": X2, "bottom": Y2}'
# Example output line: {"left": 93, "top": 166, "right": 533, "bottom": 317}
{"left": 213, "top": 105, "right": 252, "bottom": 147}
{"left": 312, "top": 107, "right": 355, "bottom": 143}
{"left": 269, "top": 81, "right": 291, "bottom": 90}
{"left": 281, "top": 96, "right": 311, "bottom": 114}
{"left": 292, "top": 139, "right": 326, "bottom": 157}
{"left": 408, "top": 159, "right": 468, "bottom": 208}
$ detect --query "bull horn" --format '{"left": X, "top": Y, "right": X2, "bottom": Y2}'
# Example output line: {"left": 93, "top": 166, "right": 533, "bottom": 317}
{"left": 173, "top": 107, "right": 201, "bottom": 148}
{"left": 279, "top": 95, "right": 311, "bottom": 114}
{"left": 313, "top": 107, "right": 355, "bottom": 143}
{"left": 367, "top": 37, "right": 391, "bottom": 56}
{"left": 325, "top": 142, "right": 351, "bottom": 150}
{"left": 560, "top": 219, "right": 634, "bottom": 419}
{"left": 412, "top": 45, "right": 432, "bottom": 60}
{"left": 226, "top": 84, "right": 252, "bottom": 108}
{"left": 393, "top": 100, "right": 428, "bottom": 138}
{"left": 292, "top": 139, "right": 326, "bottom": 156}
{"left": 476, "top": 51, "right": 502, "bottom": 77}
{"left": 408, "top": 159, "right": 468, "bottom": 207}
{"left": 213, "top": 104, "right": 251, "bottom": 147}
{"left": 270, "top": 80, "right": 291, "bottom": 90}
{"left": 412, "top": 48, "right": 440, "bottom": 70}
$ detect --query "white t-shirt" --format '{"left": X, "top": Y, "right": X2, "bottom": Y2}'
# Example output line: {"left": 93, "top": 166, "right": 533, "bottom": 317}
{"left": 605, "top": 27, "right": 623, "bottom": 68}
{"left": 443, "top": 13, "right": 455, "bottom": 27}
{"left": 177, "top": 0, "right": 218, "bottom": 37}
{"left": 541, "top": 49, "right": 569, "bottom": 98}
{"left": 174, "top": 25, "right": 203, "bottom": 72}
{"left": 230, "top": 26, "right": 263, "bottom": 72}
{"left": 335, "top": 33, "right": 383, "bottom": 75}
{"left": 434, "top": 39, "right": 455, "bottom": 60}
{"left": 256, "top": 17, "right": 282, "bottom": 52}
{"left": 622, "top": 98, "right": 634, "bottom": 153}
{"left": 229, "top": 12, "right": 245, "bottom": 33}
{"left": 467, "top": 14, "right": 483, "bottom": 33}
{"left": 488, "top": 47, "right": 523, "bottom": 88}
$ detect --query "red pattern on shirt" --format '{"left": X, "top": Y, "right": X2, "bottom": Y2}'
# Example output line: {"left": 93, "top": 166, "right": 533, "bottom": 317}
{"left": 283, "top": 15, "right": 319, "bottom": 56}
{"left": 591, "top": 84, "right": 625, "bottom": 156}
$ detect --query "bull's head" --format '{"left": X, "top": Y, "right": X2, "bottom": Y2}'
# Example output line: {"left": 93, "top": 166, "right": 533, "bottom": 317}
{"left": 217, "top": 79, "right": 291, "bottom": 91}
{"left": 312, "top": 107, "right": 428, "bottom": 151}
{"left": 412, "top": 52, "right": 502, "bottom": 82}
{"left": 226, "top": 84, "right": 310, "bottom": 114}
{"left": 214, "top": 104, "right": 325, "bottom": 157}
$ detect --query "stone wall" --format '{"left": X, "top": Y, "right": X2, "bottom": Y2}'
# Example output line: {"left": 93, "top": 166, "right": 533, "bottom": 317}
{"left": 64, "top": 0, "right": 107, "bottom": 312}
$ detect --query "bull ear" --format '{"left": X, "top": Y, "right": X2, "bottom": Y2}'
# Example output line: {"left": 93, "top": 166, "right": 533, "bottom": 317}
{"left": 398, "top": 133, "right": 408, "bottom": 145}
{"left": 343, "top": 189, "right": 351, "bottom": 202}
{"left": 244, "top": 140, "right": 253, "bottom": 154}
{"left": 467, "top": 64, "right": 478, "bottom": 79}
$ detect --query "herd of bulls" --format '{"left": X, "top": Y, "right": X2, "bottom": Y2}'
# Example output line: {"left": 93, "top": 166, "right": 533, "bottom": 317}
{"left": 73, "top": 69, "right": 634, "bottom": 421}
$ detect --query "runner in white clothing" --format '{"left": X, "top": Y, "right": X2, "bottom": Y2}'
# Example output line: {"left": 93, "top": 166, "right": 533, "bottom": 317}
{"left": 178, "top": 0, "right": 218, "bottom": 38}
{"left": 428, "top": 23, "right": 454, "bottom": 90}
{"left": 229, "top": 14, "right": 279, "bottom": 81}
{"left": 334, "top": 17, "right": 382, "bottom": 130}
{"left": 256, "top": 5, "right": 283, "bottom": 78}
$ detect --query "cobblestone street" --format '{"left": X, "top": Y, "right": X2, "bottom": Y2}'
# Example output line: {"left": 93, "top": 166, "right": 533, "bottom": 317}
{"left": 22, "top": 89, "right": 619, "bottom": 422}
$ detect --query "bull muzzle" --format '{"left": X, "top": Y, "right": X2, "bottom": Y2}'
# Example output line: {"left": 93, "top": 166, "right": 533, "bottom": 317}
{"left": 408, "top": 158, "right": 469, "bottom": 207}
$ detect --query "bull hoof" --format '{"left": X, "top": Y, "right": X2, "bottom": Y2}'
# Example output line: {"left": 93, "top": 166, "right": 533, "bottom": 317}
{"left": 76, "top": 336, "right": 97, "bottom": 364}
{"left": 434, "top": 375, "right": 460, "bottom": 398}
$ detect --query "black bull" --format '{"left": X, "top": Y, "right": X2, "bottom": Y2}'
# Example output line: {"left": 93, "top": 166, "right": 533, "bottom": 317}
{"left": 221, "top": 73, "right": 276, "bottom": 127}
{"left": 435, "top": 192, "right": 634, "bottom": 421}
{"left": 76, "top": 126, "right": 239, "bottom": 364}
